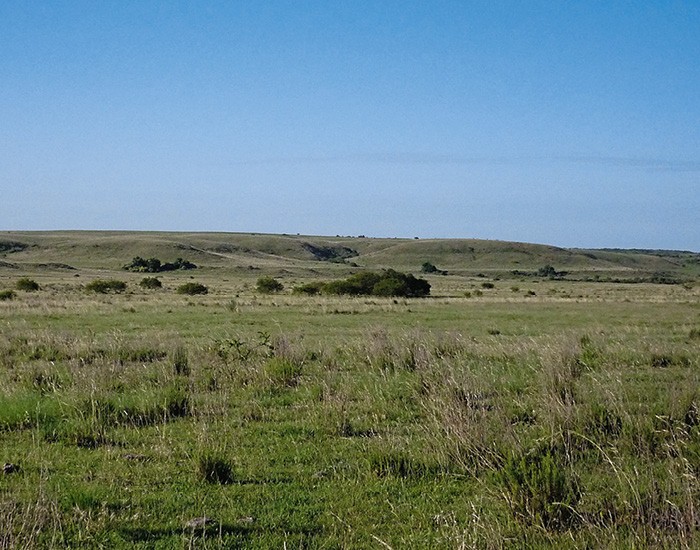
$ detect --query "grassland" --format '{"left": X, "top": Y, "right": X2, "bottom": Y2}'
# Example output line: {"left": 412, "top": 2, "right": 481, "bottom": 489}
{"left": 0, "top": 231, "right": 699, "bottom": 548}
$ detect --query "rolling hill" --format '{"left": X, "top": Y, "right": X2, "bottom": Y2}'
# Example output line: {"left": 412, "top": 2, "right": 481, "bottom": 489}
{"left": 0, "top": 230, "right": 698, "bottom": 282}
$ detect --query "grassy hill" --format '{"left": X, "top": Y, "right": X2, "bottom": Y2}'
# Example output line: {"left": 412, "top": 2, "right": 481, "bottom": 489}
{"left": 0, "top": 230, "right": 698, "bottom": 282}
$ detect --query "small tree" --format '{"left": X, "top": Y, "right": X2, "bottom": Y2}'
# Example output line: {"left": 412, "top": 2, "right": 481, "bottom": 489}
{"left": 256, "top": 276, "right": 284, "bottom": 294}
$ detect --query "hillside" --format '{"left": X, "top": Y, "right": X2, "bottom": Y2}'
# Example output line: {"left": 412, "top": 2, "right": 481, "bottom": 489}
{"left": 0, "top": 230, "right": 698, "bottom": 282}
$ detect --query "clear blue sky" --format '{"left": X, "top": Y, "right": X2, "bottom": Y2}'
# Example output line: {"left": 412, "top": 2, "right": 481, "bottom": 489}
{"left": 1, "top": 1, "right": 698, "bottom": 250}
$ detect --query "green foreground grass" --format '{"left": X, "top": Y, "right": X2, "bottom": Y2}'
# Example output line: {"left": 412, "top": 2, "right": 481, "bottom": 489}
{"left": 0, "top": 269, "right": 699, "bottom": 548}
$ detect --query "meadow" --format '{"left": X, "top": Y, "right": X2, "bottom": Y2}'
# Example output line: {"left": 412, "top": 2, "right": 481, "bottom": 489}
{"left": 0, "top": 232, "right": 699, "bottom": 548}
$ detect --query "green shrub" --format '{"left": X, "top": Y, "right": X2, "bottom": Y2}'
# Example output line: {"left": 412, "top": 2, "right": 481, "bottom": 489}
{"left": 139, "top": 277, "right": 162, "bottom": 289}
{"left": 0, "top": 289, "right": 16, "bottom": 301}
{"left": 256, "top": 276, "right": 284, "bottom": 294}
{"left": 124, "top": 257, "right": 196, "bottom": 272}
{"left": 176, "top": 282, "right": 208, "bottom": 295}
{"left": 292, "top": 281, "right": 324, "bottom": 295}
{"left": 421, "top": 261, "right": 438, "bottom": 273}
{"left": 481, "top": 282, "right": 495, "bottom": 289}
{"left": 16, "top": 278, "right": 40, "bottom": 291}
{"left": 85, "top": 279, "right": 127, "bottom": 294}
{"left": 322, "top": 270, "right": 430, "bottom": 298}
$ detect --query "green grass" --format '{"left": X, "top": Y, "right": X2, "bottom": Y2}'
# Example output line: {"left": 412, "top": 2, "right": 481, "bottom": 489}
{"left": 0, "top": 232, "right": 699, "bottom": 547}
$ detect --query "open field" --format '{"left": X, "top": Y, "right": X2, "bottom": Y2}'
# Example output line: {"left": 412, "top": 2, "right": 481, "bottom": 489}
{"left": 1, "top": 232, "right": 699, "bottom": 548}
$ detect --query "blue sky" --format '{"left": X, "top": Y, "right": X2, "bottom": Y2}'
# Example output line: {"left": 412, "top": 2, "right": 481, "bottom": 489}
{"left": 1, "top": 1, "right": 698, "bottom": 250}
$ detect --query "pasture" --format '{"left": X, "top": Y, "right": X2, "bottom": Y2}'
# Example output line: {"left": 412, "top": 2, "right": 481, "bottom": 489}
{"left": 0, "top": 232, "right": 699, "bottom": 548}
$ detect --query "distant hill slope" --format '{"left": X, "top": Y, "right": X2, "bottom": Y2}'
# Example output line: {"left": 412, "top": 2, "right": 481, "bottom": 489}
{"left": 0, "top": 230, "right": 698, "bottom": 281}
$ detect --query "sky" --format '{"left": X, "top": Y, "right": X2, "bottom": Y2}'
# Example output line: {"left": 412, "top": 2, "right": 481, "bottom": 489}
{"left": 1, "top": 1, "right": 698, "bottom": 250}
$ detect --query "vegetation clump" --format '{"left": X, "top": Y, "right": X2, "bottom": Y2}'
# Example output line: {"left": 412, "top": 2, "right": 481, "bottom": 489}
{"left": 85, "top": 279, "right": 127, "bottom": 294}
{"left": 123, "top": 257, "right": 196, "bottom": 273}
{"left": 176, "top": 282, "right": 208, "bottom": 295}
{"left": 139, "top": 277, "right": 162, "bottom": 289}
{"left": 323, "top": 270, "right": 430, "bottom": 297}
{"left": 421, "top": 261, "right": 447, "bottom": 275}
{"left": 256, "top": 276, "right": 284, "bottom": 294}
{"left": 0, "top": 289, "right": 16, "bottom": 300}
{"left": 16, "top": 278, "right": 40, "bottom": 291}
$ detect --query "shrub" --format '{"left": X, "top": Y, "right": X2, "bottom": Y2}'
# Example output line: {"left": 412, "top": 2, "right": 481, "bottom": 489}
{"left": 124, "top": 257, "right": 196, "bottom": 272}
{"left": 139, "top": 277, "right": 162, "bottom": 289}
{"left": 85, "top": 279, "right": 127, "bottom": 294}
{"left": 256, "top": 276, "right": 284, "bottom": 294}
{"left": 0, "top": 289, "right": 16, "bottom": 301}
{"left": 421, "top": 261, "right": 438, "bottom": 273}
{"left": 481, "top": 282, "right": 495, "bottom": 289}
{"left": 16, "top": 278, "right": 39, "bottom": 291}
{"left": 292, "top": 282, "right": 324, "bottom": 295}
{"left": 322, "top": 270, "right": 430, "bottom": 298}
{"left": 176, "top": 282, "right": 208, "bottom": 295}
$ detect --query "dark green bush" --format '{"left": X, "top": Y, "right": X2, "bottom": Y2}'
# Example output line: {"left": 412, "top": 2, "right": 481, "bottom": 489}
{"left": 0, "top": 289, "right": 16, "bottom": 301}
{"left": 85, "top": 279, "right": 127, "bottom": 294}
{"left": 139, "top": 277, "right": 162, "bottom": 289}
{"left": 176, "top": 282, "right": 208, "bottom": 295}
{"left": 16, "top": 278, "right": 40, "bottom": 291}
{"left": 292, "top": 281, "right": 324, "bottom": 295}
{"left": 322, "top": 270, "right": 430, "bottom": 298}
{"left": 256, "top": 276, "right": 284, "bottom": 294}
{"left": 124, "top": 257, "right": 196, "bottom": 272}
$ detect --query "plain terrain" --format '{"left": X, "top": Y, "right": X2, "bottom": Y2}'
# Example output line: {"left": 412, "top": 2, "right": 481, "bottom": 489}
{"left": 0, "top": 231, "right": 699, "bottom": 548}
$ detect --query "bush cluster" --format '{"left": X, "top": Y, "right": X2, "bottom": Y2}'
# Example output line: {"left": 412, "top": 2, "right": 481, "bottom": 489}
{"left": 176, "top": 282, "right": 208, "bottom": 295}
{"left": 256, "top": 276, "right": 284, "bottom": 294}
{"left": 294, "top": 270, "right": 430, "bottom": 298}
{"left": 123, "top": 257, "right": 196, "bottom": 273}
{"left": 139, "top": 277, "right": 162, "bottom": 290}
{"left": 16, "top": 278, "right": 40, "bottom": 291}
{"left": 85, "top": 279, "right": 127, "bottom": 294}
{"left": 0, "top": 289, "right": 16, "bottom": 301}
